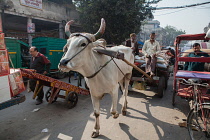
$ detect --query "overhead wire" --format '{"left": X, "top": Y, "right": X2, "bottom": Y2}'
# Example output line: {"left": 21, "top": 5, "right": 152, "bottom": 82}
{"left": 150, "top": 1, "right": 210, "bottom": 10}
{"left": 153, "top": 8, "right": 187, "bottom": 16}
{"left": 152, "top": 2, "right": 210, "bottom": 16}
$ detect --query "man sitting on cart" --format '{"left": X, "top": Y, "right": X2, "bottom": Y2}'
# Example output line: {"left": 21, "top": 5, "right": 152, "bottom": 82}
{"left": 184, "top": 43, "right": 209, "bottom": 71}
{"left": 142, "top": 32, "right": 161, "bottom": 76}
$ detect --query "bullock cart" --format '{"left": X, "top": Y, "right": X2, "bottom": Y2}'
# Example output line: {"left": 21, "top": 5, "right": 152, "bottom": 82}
{"left": 131, "top": 52, "right": 170, "bottom": 98}
{"left": 20, "top": 69, "right": 89, "bottom": 108}
{"left": 172, "top": 33, "right": 210, "bottom": 106}
{"left": 58, "top": 18, "right": 166, "bottom": 138}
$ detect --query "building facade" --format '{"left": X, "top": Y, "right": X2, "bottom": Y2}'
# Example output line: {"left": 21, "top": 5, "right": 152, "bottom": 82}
{"left": 138, "top": 19, "right": 163, "bottom": 46}
{"left": 0, "top": 0, "right": 81, "bottom": 45}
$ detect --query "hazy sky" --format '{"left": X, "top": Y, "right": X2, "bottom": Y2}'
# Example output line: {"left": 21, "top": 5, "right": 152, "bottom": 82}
{"left": 151, "top": 0, "right": 210, "bottom": 34}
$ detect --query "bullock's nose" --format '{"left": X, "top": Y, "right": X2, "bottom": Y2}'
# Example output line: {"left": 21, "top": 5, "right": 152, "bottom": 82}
{"left": 59, "top": 59, "right": 69, "bottom": 66}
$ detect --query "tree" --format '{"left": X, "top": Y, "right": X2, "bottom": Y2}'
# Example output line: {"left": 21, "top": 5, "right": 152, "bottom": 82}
{"left": 161, "top": 25, "right": 185, "bottom": 46}
{"left": 73, "top": 0, "right": 161, "bottom": 44}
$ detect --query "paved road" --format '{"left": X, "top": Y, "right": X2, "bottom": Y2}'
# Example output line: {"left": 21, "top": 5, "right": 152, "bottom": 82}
{"left": 0, "top": 76, "right": 191, "bottom": 140}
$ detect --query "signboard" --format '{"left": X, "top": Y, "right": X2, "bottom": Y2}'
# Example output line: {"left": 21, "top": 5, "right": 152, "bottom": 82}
{"left": 20, "top": 0, "right": 42, "bottom": 10}
{"left": 27, "top": 23, "right": 35, "bottom": 33}
{"left": 0, "top": 33, "right": 5, "bottom": 49}
{"left": 0, "top": 50, "right": 10, "bottom": 76}
{"left": 9, "top": 69, "right": 25, "bottom": 97}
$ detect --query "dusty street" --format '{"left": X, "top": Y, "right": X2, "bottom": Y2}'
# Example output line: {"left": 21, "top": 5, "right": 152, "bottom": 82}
{"left": 0, "top": 76, "right": 191, "bottom": 140}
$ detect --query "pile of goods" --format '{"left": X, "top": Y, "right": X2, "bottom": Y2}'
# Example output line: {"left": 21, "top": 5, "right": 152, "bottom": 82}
{"left": 134, "top": 50, "right": 170, "bottom": 69}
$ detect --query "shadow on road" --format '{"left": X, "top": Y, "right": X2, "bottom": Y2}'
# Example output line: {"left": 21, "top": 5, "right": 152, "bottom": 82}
{"left": 119, "top": 123, "right": 138, "bottom": 140}
{"left": 0, "top": 77, "right": 191, "bottom": 140}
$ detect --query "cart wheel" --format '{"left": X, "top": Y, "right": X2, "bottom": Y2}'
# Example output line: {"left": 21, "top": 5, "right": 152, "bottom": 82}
{"left": 157, "top": 76, "right": 166, "bottom": 98}
{"left": 172, "top": 90, "right": 176, "bottom": 106}
{"left": 45, "top": 87, "right": 58, "bottom": 103}
{"left": 66, "top": 91, "right": 78, "bottom": 109}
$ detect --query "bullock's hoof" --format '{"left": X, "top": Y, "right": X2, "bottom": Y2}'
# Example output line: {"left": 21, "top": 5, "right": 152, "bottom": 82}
{"left": 91, "top": 131, "right": 99, "bottom": 138}
{"left": 113, "top": 113, "right": 119, "bottom": 119}
{"left": 122, "top": 110, "right": 126, "bottom": 116}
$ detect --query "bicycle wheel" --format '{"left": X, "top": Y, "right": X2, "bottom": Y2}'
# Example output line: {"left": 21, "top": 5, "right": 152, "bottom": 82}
{"left": 187, "top": 104, "right": 210, "bottom": 140}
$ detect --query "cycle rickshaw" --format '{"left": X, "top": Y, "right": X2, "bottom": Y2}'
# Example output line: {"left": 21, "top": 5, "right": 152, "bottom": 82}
{"left": 172, "top": 33, "right": 210, "bottom": 139}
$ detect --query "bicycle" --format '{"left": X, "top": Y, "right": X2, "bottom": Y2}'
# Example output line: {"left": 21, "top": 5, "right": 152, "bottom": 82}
{"left": 178, "top": 78, "right": 210, "bottom": 140}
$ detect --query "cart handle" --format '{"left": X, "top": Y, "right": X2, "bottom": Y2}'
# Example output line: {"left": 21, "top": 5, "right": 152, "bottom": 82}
{"left": 178, "top": 78, "right": 209, "bottom": 88}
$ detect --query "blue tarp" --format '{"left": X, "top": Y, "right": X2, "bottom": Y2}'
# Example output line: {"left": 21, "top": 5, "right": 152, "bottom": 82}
{"left": 138, "top": 41, "right": 144, "bottom": 45}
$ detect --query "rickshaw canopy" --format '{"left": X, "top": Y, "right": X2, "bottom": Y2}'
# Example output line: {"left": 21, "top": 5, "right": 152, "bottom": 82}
{"left": 175, "top": 33, "right": 210, "bottom": 45}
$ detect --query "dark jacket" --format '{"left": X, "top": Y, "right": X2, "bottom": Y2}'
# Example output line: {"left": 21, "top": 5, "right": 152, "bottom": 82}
{"left": 184, "top": 51, "right": 209, "bottom": 71}
{"left": 169, "top": 49, "right": 175, "bottom": 58}
{"left": 125, "top": 39, "right": 139, "bottom": 55}
{"left": 30, "top": 52, "right": 51, "bottom": 74}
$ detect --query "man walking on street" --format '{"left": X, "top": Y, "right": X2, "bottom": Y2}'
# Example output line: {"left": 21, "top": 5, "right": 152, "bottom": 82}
{"left": 29, "top": 47, "right": 51, "bottom": 105}
{"left": 142, "top": 32, "right": 161, "bottom": 76}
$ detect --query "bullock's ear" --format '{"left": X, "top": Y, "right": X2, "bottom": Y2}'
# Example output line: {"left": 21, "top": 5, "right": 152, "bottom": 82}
{"left": 93, "top": 39, "right": 107, "bottom": 49}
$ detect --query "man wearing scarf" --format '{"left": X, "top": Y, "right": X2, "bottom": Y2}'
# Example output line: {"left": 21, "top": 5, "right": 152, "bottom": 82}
{"left": 125, "top": 33, "right": 139, "bottom": 56}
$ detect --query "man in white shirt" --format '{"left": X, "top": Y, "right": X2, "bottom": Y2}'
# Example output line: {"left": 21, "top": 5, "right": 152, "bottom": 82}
{"left": 142, "top": 32, "right": 161, "bottom": 76}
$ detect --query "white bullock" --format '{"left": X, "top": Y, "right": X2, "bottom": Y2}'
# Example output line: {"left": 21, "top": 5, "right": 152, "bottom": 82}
{"left": 59, "top": 18, "right": 134, "bottom": 138}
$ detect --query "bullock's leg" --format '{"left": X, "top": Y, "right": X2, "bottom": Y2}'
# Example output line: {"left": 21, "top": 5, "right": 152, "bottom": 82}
{"left": 119, "top": 80, "right": 125, "bottom": 94}
{"left": 122, "top": 74, "right": 131, "bottom": 116}
{"left": 111, "top": 85, "right": 119, "bottom": 118}
{"left": 91, "top": 96, "right": 100, "bottom": 138}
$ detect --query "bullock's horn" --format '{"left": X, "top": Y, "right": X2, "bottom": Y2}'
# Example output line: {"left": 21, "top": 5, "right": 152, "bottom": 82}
{"left": 94, "top": 18, "right": 106, "bottom": 40}
{"left": 65, "top": 20, "right": 74, "bottom": 37}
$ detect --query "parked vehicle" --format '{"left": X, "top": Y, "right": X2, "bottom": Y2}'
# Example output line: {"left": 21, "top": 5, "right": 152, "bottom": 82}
{"left": 5, "top": 38, "right": 30, "bottom": 69}
{"left": 172, "top": 32, "right": 210, "bottom": 140}
{"left": 32, "top": 37, "right": 67, "bottom": 78}
{"left": 6, "top": 37, "right": 68, "bottom": 79}
{"left": 178, "top": 78, "right": 210, "bottom": 140}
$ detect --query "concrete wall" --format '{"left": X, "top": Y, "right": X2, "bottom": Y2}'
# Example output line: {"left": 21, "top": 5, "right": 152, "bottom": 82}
{"left": 1, "top": 0, "right": 80, "bottom": 24}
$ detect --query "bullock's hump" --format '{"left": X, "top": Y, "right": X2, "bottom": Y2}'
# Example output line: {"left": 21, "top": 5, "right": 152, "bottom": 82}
{"left": 109, "top": 45, "right": 133, "bottom": 53}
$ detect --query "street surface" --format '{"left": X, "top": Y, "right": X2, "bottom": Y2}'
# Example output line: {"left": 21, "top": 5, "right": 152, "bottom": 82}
{"left": 0, "top": 76, "right": 191, "bottom": 140}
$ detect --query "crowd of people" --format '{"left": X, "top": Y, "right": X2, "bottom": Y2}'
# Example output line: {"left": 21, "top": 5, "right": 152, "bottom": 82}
{"left": 125, "top": 32, "right": 210, "bottom": 72}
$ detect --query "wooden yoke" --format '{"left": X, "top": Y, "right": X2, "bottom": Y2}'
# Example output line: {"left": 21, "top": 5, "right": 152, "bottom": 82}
{"left": 94, "top": 48, "right": 153, "bottom": 81}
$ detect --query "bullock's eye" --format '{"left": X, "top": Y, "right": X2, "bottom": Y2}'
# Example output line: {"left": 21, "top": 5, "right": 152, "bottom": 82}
{"left": 81, "top": 43, "right": 86, "bottom": 47}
